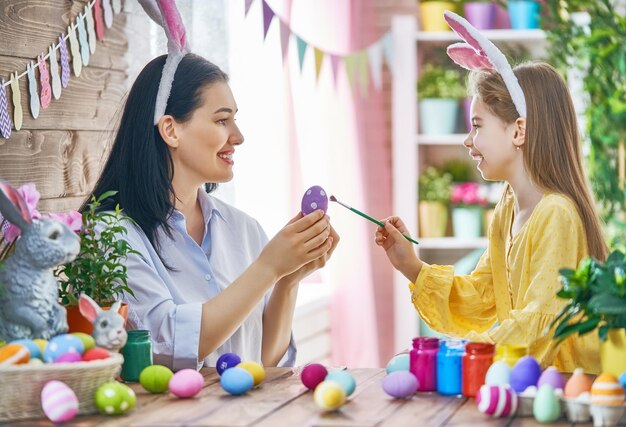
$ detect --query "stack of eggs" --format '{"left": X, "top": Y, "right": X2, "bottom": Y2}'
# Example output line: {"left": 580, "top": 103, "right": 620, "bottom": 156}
{"left": 589, "top": 373, "right": 626, "bottom": 427}
{"left": 300, "top": 363, "right": 357, "bottom": 411}
{"left": 215, "top": 352, "right": 265, "bottom": 396}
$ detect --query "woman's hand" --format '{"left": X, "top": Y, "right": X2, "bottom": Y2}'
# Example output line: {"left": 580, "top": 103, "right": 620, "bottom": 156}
{"left": 375, "top": 216, "right": 422, "bottom": 282}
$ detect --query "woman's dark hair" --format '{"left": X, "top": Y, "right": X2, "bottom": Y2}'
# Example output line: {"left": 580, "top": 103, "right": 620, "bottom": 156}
{"left": 83, "top": 53, "right": 228, "bottom": 261}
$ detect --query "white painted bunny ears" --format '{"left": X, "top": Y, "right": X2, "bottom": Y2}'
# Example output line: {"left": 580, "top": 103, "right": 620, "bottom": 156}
{"left": 444, "top": 10, "right": 526, "bottom": 118}
{"left": 138, "top": 0, "right": 191, "bottom": 125}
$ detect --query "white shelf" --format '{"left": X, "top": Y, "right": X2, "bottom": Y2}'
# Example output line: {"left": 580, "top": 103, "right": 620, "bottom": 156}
{"left": 416, "top": 134, "right": 467, "bottom": 145}
{"left": 415, "top": 29, "right": 546, "bottom": 43}
{"left": 419, "top": 237, "right": 488, "bottom": 250}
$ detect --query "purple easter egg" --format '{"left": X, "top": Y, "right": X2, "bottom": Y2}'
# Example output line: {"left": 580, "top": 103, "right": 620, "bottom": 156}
{"left": 537, "top": 366, "right": 566, "bottom": 390}
{"left": 55, "top": 352, "right": 82, "bottom": 363}
{"left": 510, "top": 356, "right": 542, "bottom": 393}
{"left": 382, "top": 371, "right": 419, "bottom": 398}
{"left": 301, "top": 186, "right": 328, "bottom": 215}
{"left": 216, "top": 352, "right": 241, "bottom": 375}
{"left": 301, "top": 363, "right": 328, "bottom": 390}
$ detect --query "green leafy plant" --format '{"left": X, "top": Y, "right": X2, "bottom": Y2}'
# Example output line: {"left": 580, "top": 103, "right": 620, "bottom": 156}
{"left": 418, "top": 64, "right": 467, "bottom": 99}
{"left": 419, "top": 167, "right": 453, "bottom": 203}
{"left": 56, "top": 191, "right": 139, "bottom": 307}
{"left": 550, "top": 250, "right": 626, "bottom": 344}
{"left": 441, "top": 159, "right": 476, "bottom": 183}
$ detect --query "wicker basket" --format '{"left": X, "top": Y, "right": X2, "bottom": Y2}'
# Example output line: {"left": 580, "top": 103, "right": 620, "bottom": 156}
{"left": 0, "top": 353, "right": 123, "bottom": 422}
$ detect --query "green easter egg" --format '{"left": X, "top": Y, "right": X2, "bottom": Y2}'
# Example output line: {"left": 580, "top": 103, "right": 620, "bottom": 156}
{"left": 95, "top": 382, "right": 137, "bottom": 415}
{"left": 71, "top": 332, "right": 95, "bottom": 352}
{"left": 139, "top": 365, "right": 174, "bottom": 394}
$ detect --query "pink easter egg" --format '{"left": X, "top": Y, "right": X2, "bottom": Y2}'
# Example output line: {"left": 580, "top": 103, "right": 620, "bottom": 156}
{"left": 41, "top": 380, "right": 79, "bottom": 423}
{"left": 476, "top": 384, "right": 519, "bottom": 418}
{"left": 55, "top": 352, "right": 82, "bottom": 363}
{"left": 168, "top": 369, "right": 204, "bottom": 398}
{"left": 301, "top": 186, "right": 328, "bottom": 215}
{"left": 537, "top": 366, "right": 566, "bottom": 390}
{"left": 301, "top": 363, "right": 328, "bottom": 390}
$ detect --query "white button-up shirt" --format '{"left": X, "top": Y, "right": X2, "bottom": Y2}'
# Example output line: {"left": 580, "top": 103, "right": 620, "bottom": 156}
{"left": 121, "top": 188, "right": 296, "bottom": 371}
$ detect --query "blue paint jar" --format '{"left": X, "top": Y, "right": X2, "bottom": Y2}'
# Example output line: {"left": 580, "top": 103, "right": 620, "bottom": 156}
{"left": 436, "top": 339, "right": 465, "bottom": 396}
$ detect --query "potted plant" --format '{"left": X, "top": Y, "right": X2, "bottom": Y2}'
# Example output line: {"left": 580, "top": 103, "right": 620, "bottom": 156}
{"left": 550, "top": 251, "right": 626, "bottom": 377}
{"left": 419, "top": 0, "right": 462, "bottom": 32}
{"left": 56, "top": 191, "right": 139, "bottom": 334}
{"left": 450, "top": 182, "right": 488, "bottom": 239}
{"left": 418, "top": 64, "right": 467, "bottom": 135}
{"left": 418, "top": 167, "right": 453, "bottom": 238}
{"left": 463, "top": 0, "right": 497, "bottom": 30}
{"left": 507, "top": 0, "right": 541, "bottom": 29}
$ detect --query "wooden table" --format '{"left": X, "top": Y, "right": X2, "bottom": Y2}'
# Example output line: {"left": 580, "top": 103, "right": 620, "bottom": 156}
{"left": 4, "top": 367, "right": 618, "bottom": 426}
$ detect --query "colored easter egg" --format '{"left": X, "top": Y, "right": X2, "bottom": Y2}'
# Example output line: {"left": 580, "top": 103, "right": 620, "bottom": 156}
{"left": 28, "top": 358, "right": 44, "bottom": 366}
{"left": 41, "top": 381, "right": 78, "bottom": 423}
{"left": 591, "top": 373, "right": 625, "bottom": 406}
{"left": 533, "top": 384, "right": 561, "bottom": 423}
{"left": 619, "top": 372, "right": 626, "bottom": 391}
{"left": 485, "top": 361, "right": 512, "bottom": 386}
{"left": 33, "top": 339, "right": 47, "bottom": 354}
{"left": 301, "top": 363, "right": 328, "bottom": 390}
{"left": 476, "top": 384, "right": 518, "bottom": 417}
{"left": 301, "top": 185, "right": 328, "bottom": 215}
{"left": 95, "top": 382, "right": 137, "bottom": 415}
{"left": 82, "top": 347, "right": 110, "bottom": 362}
{"left": 0, "top": 343, "right": 30, "bottom": 365}
{"left": 43, "top": 334, "right": 84, "bottom": 363}
{"left": 537, "top": 366, "right": 566, "bottom": 390}
{"left": 216, "top": 352, "right": 241, "bottom": 375}
{"left": 237, "top": 361, "right": 265, "bottom": 386}
{"left": 510, "top": 356, "right": 542, "bottom": 393}
{"left": 10, "top": 339, "right": 41, "bottom": 359}
{"left": 71, "top": 332, "right": 96, "bottom": 352}
{"left": 314, "top": 380, "right": 346, "bottom": 411}
{"left": 382, "top": 371, "right": 419, "bottom": 398}
{"left": 55, "top": 352, "right": 82, "bottom": 363}
{"left": 564, "top": 368, "right": 593, "bottom": 398}
{"left": 325, "top": 370, "right": 356, "bottom": 396}
{"left": 168, "top": 369, "right": 204, "bottom": 398}
{"left": 140, "top": 365, "right": 174, "bottom": 394}
{"left": 386, "top": 354, "right": 410, "bottom": 373}
{"left": 220, "top": 366, "right": 254, "bottom": 395}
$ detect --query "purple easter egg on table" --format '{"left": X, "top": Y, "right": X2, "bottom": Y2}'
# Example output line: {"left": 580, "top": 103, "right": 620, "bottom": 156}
{"left": 301, "top": 186, "right": 328, "bottom": 215}
{"left": 510, "top": 355, "right": 542, "bottom": 393}
{"left": 301, "top": 363, "right": 328, "bottom": 390}
{"left": 216, "top": 352, "right": 241, "bottom": 376}
{"left": 537, "top": 366, "right": 566, "bottom": 390}
{"left": 382, "top": 371, "right": 419, "bottom": 398}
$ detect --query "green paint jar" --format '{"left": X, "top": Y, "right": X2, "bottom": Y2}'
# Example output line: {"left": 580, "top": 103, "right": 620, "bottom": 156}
{"left": 121, "top": 330, "right": 153, "bottom": 382}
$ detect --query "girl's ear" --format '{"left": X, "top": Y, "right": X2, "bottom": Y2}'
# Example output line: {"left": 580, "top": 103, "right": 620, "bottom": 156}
{"left": 157, "top": 115, "right": 179, "bottom": 148}
{"left": 512, "top": 117, "right": 526, "bottom": 149}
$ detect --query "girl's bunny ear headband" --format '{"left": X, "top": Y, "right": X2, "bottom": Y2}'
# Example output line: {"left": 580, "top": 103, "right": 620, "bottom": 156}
{"left": 444, "top": 10, "right": 526, "bottom": 118}
{"left": 138, "top": 0, "right": 191, "bottom": 125}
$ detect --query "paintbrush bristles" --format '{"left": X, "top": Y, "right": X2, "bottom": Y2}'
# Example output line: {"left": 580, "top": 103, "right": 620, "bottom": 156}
{"left": 329, "top": 195, "right": 337, "bottom": 202}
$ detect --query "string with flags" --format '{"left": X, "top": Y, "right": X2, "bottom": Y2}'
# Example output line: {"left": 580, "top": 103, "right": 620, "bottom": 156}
{"left": 244, "top": 0, "right": 394, "bottom": 96}
{"left": 0, "top": 0, "right": 121, "bottom": 140}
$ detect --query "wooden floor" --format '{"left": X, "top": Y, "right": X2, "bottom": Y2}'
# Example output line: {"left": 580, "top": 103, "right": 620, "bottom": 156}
{"left": 5, "top": 367, "right": 620, "bottom": 426}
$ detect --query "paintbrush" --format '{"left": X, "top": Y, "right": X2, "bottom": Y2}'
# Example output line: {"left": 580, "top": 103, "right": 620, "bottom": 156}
{"left": 329, "top": 195, "right": 419, "bottom": 245}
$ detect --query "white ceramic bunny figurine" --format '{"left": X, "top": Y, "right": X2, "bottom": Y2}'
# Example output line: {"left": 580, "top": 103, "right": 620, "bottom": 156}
{"left": 78, "top": 293, "right": 128, "bottom": 352}
{"left": 0, "top": 181, "right": 80, "bottom": 340}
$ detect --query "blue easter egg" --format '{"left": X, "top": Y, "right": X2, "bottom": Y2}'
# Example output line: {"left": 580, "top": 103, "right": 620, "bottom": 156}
{"left": 220, "top": 367, "right": 254, "bottom": 396}
{"left": 325, "top": 370, "right": 356, "bottom": 396}
{"left": 43, "top": 334, "right": 84, "bottom": 363}
{"left": 216, "top": 352, "right": 241, "bottom": 375}
{"left": 386, "top": 354, "right": 410, "bottom": 373}
{"left": 10, "top": 339, "right": 41, "bottom": 360}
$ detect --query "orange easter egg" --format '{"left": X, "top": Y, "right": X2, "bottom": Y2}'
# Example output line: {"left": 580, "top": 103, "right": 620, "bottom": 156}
{"left": 564, "top": 368, "right": 593, "bottom": 398}
{"left": 0, "top": 343, "right": 30, "bottom": 365}
{"left": 590, "top": 373, "right": 625, "bottom": 406}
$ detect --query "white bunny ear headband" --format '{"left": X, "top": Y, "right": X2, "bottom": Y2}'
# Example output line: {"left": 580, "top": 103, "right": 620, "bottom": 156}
{"left": 444, "top": 10, "right": 526, "bottom": 118}
{"left": 138, "top": 0, "right": 191, "bottom": 125}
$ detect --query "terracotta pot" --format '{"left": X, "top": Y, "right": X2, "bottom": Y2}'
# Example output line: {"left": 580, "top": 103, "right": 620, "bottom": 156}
{"left": 66, "top": 303, "right": 129, "bottom": 334}
{"left": 600, "top": 328, "right": 626, "bottom": 377}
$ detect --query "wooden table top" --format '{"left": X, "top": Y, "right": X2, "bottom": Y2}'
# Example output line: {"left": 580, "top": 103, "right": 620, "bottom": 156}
{"left": 5, "top": 367, "right": 617, "bottom": 426}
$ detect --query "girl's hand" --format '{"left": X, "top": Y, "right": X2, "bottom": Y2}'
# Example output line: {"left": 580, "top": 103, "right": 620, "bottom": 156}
{"left": 375, "top": 216, "right": 422, "bottom": 282}
{"left": 258, "top": 210, "right": 333, "bottom": 280}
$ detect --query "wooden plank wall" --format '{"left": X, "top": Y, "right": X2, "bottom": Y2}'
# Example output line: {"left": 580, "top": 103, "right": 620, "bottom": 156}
{"left": 0, "top": 0, "right": 128, "bottom": 213}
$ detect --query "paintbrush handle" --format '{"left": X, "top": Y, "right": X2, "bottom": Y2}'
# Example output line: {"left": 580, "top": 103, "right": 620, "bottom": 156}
{"left": 349, "top": 207, "right": 419, "bottom": 245}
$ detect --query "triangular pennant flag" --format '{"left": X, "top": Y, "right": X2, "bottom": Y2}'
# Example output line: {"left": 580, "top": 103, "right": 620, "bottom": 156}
{"left": 262, "top": 0, "right": 274, "bottom": 40}
{"left": 0, "top": 81, "right": 12, "bottom": 139}
{"left": 314, "top": 48, "right": 324, "bottom": 82}
{"left": 58, "top": 35, "right": 71, "bottom": 88}
{"left": 329, "top": 54, "right": 341, "bottom": 87}
{"left": 49, "top": 46, "right": 62, "bottom": 100}
{"left": 26, "top": 63, "right": 40, "bottom": 119}
{"left": 344, "top": 53, "right": 357, "bottom": 90}
{"left": 382, "top": 32, "right": 393, "bottom": 75}
{"left": 10, "top": 73, "right": 23, "bottom": 130}
{"left": 245, "top": 0, "right": 254, "bottom": 17}
{"left": 356, "top": 50, "right": 369, "bottom": 96}
{"left": 367, "top": 40, "right": 383, "bottom": 90}
{"left": 279, "top": 20, "right": 290, "bottom": 64}
{"left": 296, "top": 36, "right": 308, "bottom": 73}
{"left": 38, "top": 54, "right": 52, "bottom": 109}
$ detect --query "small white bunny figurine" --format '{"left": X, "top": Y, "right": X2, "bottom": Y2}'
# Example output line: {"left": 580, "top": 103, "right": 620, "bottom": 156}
{"left": 78, "top": 293, "right": 128, "bottom": 352}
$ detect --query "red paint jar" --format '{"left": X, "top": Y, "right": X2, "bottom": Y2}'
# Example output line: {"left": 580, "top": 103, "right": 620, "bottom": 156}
{"left": 462, "top": 342, "right": 495, "bottom": 398}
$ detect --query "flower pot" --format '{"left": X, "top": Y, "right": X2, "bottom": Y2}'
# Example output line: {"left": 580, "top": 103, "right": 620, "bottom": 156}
{"left": 419, "top": 2, "right": 456, "bottom": 32}
{"left": 463, "top": 2, "right": 496, "bottom": 30}
{"left": 66, "top": 303, "right": 129, "bottom": 334}
{"left": 494, "top": 3, "right": 512, "bottom": 29}
{"left": 418, "top": 201, "right": 448, "bottom": 238}
{"left": 508, "top": 1, "right": 541, "bottom": 30}
{"left": 419, "top": 99, "right": 459, "bottom": 135}
{"left": 599, "top": 328, "right": 626, "bottom": 377}
{"left": 452, "top": 206, "right": 483, "bottom": 239}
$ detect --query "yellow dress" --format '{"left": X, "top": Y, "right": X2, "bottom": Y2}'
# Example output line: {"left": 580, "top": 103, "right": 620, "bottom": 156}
{"left": 410, "top": 189, "right": 600, "bottom": 374}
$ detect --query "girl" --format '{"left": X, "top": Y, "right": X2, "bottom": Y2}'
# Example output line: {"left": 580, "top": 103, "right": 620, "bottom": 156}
{"left": 376, "top": 13, "right": 606, "bottom": 374}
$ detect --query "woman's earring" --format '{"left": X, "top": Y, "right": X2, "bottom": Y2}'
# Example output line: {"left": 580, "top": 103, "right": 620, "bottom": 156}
{"left": 516, "top": 146, "right": 520, "bottom": 151}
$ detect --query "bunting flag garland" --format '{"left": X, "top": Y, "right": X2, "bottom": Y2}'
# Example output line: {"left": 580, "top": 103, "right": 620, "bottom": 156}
{"left": 245, "top": 0, "right": 394, "bottom": 95}
{"left": 0, "top": 0, "right": 119, "bottom": 139}
{"left": 102, "top": 0, "right": 113, "bottom": 29}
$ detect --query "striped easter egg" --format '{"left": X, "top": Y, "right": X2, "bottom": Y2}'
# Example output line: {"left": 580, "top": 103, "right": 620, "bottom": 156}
{"left": 476, "top": 384, "right": 519, "bottom": 418}
{"left": 0, "top": 343, "right": 30, "bottom": 365}
{"left": 41, "top": 381, "right": 79, "bottom": 423}
{"left": 590, "top": 373, "right": 625, "bottom": 406}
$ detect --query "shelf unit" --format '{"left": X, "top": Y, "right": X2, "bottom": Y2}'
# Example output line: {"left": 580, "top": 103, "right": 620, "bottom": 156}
{"left": 390, "top": 15, "right": 547, "bottom": 352}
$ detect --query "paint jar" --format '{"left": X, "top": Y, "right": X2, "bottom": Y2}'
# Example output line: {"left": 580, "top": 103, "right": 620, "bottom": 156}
{"left": 462, "top": 342, "right": 495, "bottom": 397}
{"left": 493, "top": 344, "right": 527, "bottom": 367}
{"left": 121, "top": 330, "right": 153, "bottom": 382}
{"left": 410, "top": 337, "right": 439, "bottom": 391}
{"left": 437, "top": 339, "right": 465, "bottom": 395}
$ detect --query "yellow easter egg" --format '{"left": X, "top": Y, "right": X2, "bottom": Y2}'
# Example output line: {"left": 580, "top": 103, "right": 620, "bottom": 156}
{"left": 0, "top": 344, "right": 30, "bottom": 365}
{"left": 591, "top": 373, "right": 625, "bottom": 406}
{"left": 314, "top": 380, "right": 346, "bottom": 411}
{"left": 237, "top": 361, "right": 265, "bottom": 386}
